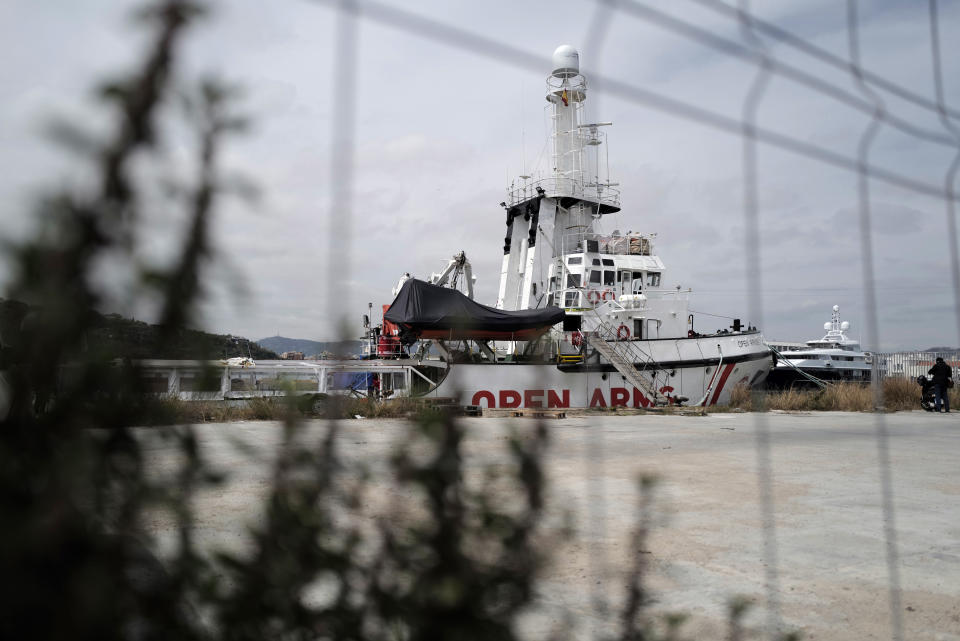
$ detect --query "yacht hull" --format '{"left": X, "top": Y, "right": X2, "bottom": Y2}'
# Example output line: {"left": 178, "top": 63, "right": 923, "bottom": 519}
{"left": 766, "top": 365, "right": 871, "bottom": 390}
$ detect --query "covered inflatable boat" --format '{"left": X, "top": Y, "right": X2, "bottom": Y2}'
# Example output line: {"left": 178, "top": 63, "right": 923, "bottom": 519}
{"left": 384, "top": 279, "right": 564, "bottom": 340}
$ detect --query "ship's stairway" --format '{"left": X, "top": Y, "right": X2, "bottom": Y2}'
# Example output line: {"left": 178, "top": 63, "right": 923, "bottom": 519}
{"left": 583, "top": 325, "right": 668, "bottom": 405}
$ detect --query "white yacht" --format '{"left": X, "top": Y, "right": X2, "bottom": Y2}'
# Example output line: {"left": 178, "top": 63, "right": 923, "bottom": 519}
{"left": 766, "top": 305, "right": 873, "bottom": 389}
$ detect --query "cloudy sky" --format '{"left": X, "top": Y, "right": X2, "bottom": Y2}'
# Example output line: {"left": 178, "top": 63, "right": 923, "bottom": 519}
{"left": 1, "top": 0, "right": 959, "bottom": 350}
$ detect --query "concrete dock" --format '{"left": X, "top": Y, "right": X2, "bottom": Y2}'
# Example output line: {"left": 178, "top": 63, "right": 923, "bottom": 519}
{"left": 142, "top": 411, "right": 960, "bottom": 640}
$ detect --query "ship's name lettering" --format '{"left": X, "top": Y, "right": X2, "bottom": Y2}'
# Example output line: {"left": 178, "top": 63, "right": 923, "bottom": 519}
{"left": 470, "top": 386, "right": 676, "bottom": 409}
{"left": 471, "top": 389, "right": 571, "bottom": 409}
{"left": 737, "top": 337, "right": 763, "bottom": 348}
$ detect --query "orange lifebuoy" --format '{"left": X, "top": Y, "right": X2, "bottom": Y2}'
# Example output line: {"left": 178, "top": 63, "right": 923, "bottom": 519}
{"left": 586, "top": 290, "right": 601, "bottom": 305}
{"left": 617, "top": 324, "right": 630, "bottom": 340}
{"left": 602, "top": 290, "right": 614, "bottom": 301}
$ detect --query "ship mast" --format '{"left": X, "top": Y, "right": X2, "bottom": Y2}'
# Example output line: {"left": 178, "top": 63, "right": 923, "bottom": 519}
{"left": 549, "top": 45, "right": 586, "bottom": 202}
{"left": 496, "top": 45, "right": 620, "bottom": 311}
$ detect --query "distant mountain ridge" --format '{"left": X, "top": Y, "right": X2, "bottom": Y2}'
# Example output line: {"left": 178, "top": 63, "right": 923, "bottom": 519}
{"left": 257, "top": 336, "right": 364, "bottom": 357}
{"left": 0, "top": 298, "right": 278, "bottom": 360}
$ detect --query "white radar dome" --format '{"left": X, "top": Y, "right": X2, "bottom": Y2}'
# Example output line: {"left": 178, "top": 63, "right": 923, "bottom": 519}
{"left": 833, "top": 305, "right": 840, "bottom": 312}
{"left": 824, "top": 322, "right": 831, "bottom": 331}
{"left": 841, "top": 321, "right": 850, "bottom": 330}
{"left": 552, "top": 45, "right": 579, "bottom": 78}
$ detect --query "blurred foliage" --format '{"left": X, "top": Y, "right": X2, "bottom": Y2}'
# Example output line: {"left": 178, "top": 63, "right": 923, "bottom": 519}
{"left": 0, "top": 2, "right": 225, "bottom": 638}
{"left": 0, "top": 1, "right": 555, "bottom": 638}
{"left": 0, "top": 2, "right": 796, "bottom": 640}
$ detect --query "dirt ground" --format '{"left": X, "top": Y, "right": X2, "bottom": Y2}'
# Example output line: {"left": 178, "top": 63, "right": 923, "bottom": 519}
{"left": 141, "top": 410, "right": 960, "bottom": 640}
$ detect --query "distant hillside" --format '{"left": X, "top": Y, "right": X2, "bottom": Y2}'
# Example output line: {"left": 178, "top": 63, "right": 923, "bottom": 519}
{"left": 0, "top": 298, "right": 278, "bottom": 361}
{"left": 88, "top": 315, "right": 279, "bottom": 360}
{"left": 257, "top": 336, "right": 364, "bottom": 357}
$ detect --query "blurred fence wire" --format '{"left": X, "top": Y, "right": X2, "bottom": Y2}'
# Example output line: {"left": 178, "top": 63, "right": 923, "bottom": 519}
{"left": 319, "top": 0, "right": 960, "bottom": 639}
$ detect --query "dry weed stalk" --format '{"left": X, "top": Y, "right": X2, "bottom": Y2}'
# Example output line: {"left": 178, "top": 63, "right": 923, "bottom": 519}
{"left": 726, "top": 379, "right": 955, "bottom": 413}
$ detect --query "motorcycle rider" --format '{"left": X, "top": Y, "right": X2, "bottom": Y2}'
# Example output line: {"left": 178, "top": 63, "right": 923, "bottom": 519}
{"left": 927, "top": 356, "right": 953, "bottom": 413}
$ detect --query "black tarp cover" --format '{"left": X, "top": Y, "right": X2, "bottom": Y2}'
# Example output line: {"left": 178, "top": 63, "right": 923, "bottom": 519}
{"left": 384, "top": 279, "right": 564, "bottom": 338}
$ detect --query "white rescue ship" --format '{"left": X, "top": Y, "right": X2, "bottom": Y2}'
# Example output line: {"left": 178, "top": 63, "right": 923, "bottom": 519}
{"left": 372, "top": 46, "right": 772, "bottom": 408}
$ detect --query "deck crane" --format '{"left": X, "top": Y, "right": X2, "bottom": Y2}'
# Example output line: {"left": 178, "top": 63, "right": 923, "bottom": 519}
{"left": 393, "top": 251, "right": 476, "bottom": 299}
{"left": 429, "top": 251, "right": 475, "bottom": 299}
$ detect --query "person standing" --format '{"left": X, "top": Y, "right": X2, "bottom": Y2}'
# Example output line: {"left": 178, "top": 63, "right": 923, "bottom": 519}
{"left": 927, "top": 356, "right": 953, "bottom": 413}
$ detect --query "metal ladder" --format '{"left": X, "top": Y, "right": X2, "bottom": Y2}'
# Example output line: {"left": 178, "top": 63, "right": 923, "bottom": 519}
{"left": 581, "top": 312, "right": 669, "bottom": 405}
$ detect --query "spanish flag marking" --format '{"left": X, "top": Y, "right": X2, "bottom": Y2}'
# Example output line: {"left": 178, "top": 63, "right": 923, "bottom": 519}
{"left": 561, "top": 89, "right": 568, "bottom": 106}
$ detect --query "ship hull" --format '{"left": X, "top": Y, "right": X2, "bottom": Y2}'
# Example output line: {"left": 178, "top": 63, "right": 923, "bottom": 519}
{"left": 426, "top": 334, "right": 772, "bottom": 408}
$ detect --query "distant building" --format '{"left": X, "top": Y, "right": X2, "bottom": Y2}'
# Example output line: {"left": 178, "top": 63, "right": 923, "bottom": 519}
{"left": 280, "top": 351, "right": 305, "bottom": 360}
{"left": 878, "top": 351, "right": 960, "bottom": 379}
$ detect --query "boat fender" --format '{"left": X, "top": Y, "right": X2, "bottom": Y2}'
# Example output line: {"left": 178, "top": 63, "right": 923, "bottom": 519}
{"left": 587, "top": 290, "right": 601, "bottom": 305}
{"left": 617, "top": 325, "right": 630, "bottom": 340}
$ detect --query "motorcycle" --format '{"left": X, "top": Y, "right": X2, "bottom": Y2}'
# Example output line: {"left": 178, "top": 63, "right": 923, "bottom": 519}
{"left": 916, "top": 375, "right": 936, "bottom": 412}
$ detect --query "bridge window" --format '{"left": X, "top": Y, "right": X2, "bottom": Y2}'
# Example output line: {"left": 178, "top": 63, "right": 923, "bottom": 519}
{"left": 589, "top": 270, "right": 601, "bottom": 284}
{"left": 647, "top": 272, "right": 661, "bottom": 287}
{"left": 603, "top": 270, "right": 615, "bottom": 286}
{"left": 567, "top": 256, "right": 582, "bottom": 265}
{"left": 566, "top": 274, "right": 581, "bottom": 288}
{"left": 602, "top": 258, "right": 614, "bottom": 266}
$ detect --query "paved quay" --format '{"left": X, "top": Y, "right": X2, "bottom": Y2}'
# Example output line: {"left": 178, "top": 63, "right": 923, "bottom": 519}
{"left": 142, "top": 411, "right": 960, "bottom": 640}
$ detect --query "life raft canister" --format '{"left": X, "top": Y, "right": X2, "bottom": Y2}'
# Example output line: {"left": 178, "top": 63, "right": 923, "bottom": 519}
{"left": 617, "top": 324, "right": 630, "bottom": 340}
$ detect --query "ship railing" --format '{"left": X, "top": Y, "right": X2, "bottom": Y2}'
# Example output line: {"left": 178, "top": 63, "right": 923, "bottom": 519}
{"left": 506, "top": 176, "right": 620, "bottom": 209}
{"left": 557, "top": 349, "right": 584, "bottom": 365}
{"left": 372, "top": 342, "right": 407, "bottom": 359}
{"left": 643, "top": 289, "right": 690, "bottom": 302}
{"left": 551, "top": 286, "right": 686, "bottom": 310}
